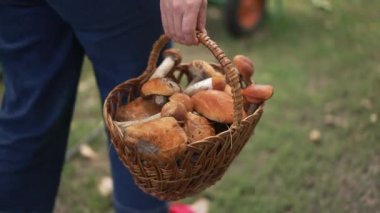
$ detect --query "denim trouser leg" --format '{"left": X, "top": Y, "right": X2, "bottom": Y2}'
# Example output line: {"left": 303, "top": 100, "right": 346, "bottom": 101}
{"left": 0, "top": 3, "right": 84, "bottom": 212}
{"left": 0, "top": 0, "right": 168, "bottom": 212}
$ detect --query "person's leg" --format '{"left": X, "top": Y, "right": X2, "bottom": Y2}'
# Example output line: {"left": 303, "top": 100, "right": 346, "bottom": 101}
{"left": 0, "top": 2, "right": 84, "bottom": 212}
{"left": 46, "top": 0, "right": 169, "bottom": 212}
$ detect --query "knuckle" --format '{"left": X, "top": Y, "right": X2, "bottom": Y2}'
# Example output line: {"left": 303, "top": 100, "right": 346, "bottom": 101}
{"left": 172, "top": 1, "right": 181, "bottom": 10}
{"left": 186, "top": 0, "right": 196, "bottom": 8}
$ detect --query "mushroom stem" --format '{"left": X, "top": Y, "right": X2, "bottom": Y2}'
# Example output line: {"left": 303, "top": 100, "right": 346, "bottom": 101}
{"left": 115, "top": 97, "right": 190, "bottom": 128}
{"left": 247, "top": 102, "right": 259, "bottom": 115}
{"left": 184, "top": 78, "right": 212, "bottom": 96}
{"left": 233, "top": 55, "right": 259, "bottom": 114}
{"left": 115, "top": 113, "right": 161, "bottom": 129}
{"left": 188, "top": 60, "right": 223, "bottom": 86}
{"left": 154, "top": 95, "right": 168, "bottom": 106}
{"left": 149, "top": 49, "right": 182, "bottom": 80}
{"left": 184, "top": 76, "right": 226, "bottom": 96}
{"left": 149, "top": 57, "right": 175, "bottom": 80}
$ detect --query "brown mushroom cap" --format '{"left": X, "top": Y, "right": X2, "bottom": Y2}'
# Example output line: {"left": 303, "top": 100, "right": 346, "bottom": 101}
{"left": 242, "top": 84, "right": 274, "bottom": 103}
{"left": 115, "top": 97, "right": 161, "bottom": 122}
{"left": 169, "top": 93, "right": 193, "bottom": 112}
{"left": 125, "top": 117, "right": 187, "bottom": 162}
{"left": 191, "top": 90, "right": 235, "bottom": 124}
{"left": 212, "top": 75, "right": 227, "bottom": 91}
{"left": 161, "top": 101, "right": 187, "bottom": 122}
{"left": 233, "top": 55, "right": 254, "bottom": 85}
{"left": 184, "top": 112, "right": 215, "bottom": 142}
{"left": 141, "top": 78, "right": 181, "bottom": 97}
{"left": 163, "top": 48, "right": 182, "bottom": 66}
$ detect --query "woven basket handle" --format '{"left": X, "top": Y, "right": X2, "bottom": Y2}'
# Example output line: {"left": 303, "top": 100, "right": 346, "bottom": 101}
{"left": 144, "top": 32, "right": 244, "bottom": 126}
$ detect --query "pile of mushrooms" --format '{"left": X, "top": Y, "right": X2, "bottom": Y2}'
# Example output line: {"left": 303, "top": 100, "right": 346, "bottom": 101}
{"left": 114, "top": 49, "right": 274, "bottom": 163}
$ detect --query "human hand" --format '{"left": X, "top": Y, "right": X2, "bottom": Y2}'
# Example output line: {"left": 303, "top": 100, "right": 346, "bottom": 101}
{"left": 160, "top": 0, "right": 207, "bottom": 45}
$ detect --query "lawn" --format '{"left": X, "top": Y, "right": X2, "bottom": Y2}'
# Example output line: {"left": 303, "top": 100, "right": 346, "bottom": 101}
{"left": 1, "top": 0, "right": 379, "bottom": 212}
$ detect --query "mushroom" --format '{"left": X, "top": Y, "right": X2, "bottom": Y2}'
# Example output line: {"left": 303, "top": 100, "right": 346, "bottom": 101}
{"left": 116, "top": 96, "right": 189, "bottom": 128}
{"left": 115, "top": 97, "right": 161, "bottom": 122}
{"left": 187, "top": 60, "right": 223, "bottom": 85}
{"left": 149, "top": 48, "right": 182, "bottom": 80}
{"left": 183, "top": 75, "right": 226, "bottom": 96}
{"left": 169, "top": 93, "right": 193, "bottom": 112}
{"left": 233, "top": 55, "right": 263, "bottom": 114}
{"left": 161, "top": 101, "right": 187, "bottom": 122}
{"left": 162, "top": 99, "right": 215, "bottom": 142}
{"left": 242, "top": 84, "right": 274, "bottom": 104}
{"left": 115, "top": 113, "right": 161, "bottom": 128}
{"left": 233, "top": 55, "right": 254, "bottom": 87}
{"left": 125, "top": 117, "right": 187, "bottom": 162}
{"left": 184, "top": 112, "right": 215, "bottom": 142}
{"left": 224, "top": 85, "right": 233, "bottom": 96}
{"left": 191, "top": 90, "right": 235, "bottom": 124}
{"left": 141, "top": 77, "right": 181, "bottom": 105}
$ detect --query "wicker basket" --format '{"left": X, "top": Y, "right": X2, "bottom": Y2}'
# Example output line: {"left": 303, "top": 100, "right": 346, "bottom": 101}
{"left": 103, "top": 32, "right": 264, "bottom": 201}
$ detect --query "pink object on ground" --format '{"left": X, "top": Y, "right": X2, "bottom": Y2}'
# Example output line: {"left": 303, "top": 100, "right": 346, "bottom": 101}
{"left": 169, "top": 203, "right": 195, "bottom": 213}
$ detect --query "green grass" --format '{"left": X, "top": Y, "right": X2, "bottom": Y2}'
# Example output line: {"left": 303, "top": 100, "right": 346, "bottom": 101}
{"left": 61, "top": 0, "right": 380, "bottom": 212}
{"left": 195, "top": 1, "right": 380, "bottom": 212}
{"left": 1, "top": 0, "right": 378, "bottom": 212}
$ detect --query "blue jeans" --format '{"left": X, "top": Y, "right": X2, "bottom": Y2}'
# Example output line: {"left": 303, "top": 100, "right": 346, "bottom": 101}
{"left": 0, "top": 0, "right": 168, "bottom": 212}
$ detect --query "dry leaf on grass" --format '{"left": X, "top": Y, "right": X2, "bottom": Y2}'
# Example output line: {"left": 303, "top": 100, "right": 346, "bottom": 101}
{"left": 370, "top": 113, "right": 378, "bottom": 124}
{"left": 361, "top": 98, "right": 373, "bottom": 110}
{"left": 189, "top": 198, "right": 210, "bottom": 213}
{"left": 309, "top": 129, "right": 321, "bottom": 143}
{"left": 311, "top": 0, "right": 332, "bottom": 11}
{"left": 79, "top": 144, "right": 98, "bottom": 160}
{"left": 98, "top": 176, "right": 113, "bottom": 197}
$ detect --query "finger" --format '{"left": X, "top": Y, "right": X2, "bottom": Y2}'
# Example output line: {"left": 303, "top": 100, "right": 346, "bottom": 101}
{"left": 181, "top": 13, "right": 197, "bottom": 45}
{"left": 160, "top": 0, "right": 170, "bottom": 36}
{"left": 182, "top": 2, "right": 202, "bottom": 45}
{"left": 173, "top": 2, "right": 184, "bottom": 44}
{"left": 165, "top": 0, "right": 176, "bottom": 39}
{"left": 197, "top": 0, "right": 208, "bottom": 34}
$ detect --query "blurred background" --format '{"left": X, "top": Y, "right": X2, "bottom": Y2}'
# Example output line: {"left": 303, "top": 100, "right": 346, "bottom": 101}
{"left": 1, "top": 0, "right": 379, "bottom": 212}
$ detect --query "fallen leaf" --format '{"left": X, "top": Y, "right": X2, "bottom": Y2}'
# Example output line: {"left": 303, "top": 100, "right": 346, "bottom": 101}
{"left": 311, "top": 0, "right": 332, "bottom": 11}
{"left": 324, "top": 114, "right": 335, "bottom": 126}
{"left": 361, "top": 98, "right": 373, "bottom": 110}
{"left": 79, "top": 144, "right": 98, "bottom": 160}
{"left": 370, "top": 113, "right": 378, "bottom": 124}
{"left": 309, "top": 129, "right": 321, "bottom": 143}
{"left": 98, "top": 176, "right": 113, "bottom": 197}
{"left": 190, "top": 198, "right": 210, "bottom": 213}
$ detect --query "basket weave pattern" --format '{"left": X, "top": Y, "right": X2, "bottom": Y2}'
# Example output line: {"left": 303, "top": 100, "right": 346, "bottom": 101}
{"left": 103, "top": 33, "right": 264, "bottom": 200}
